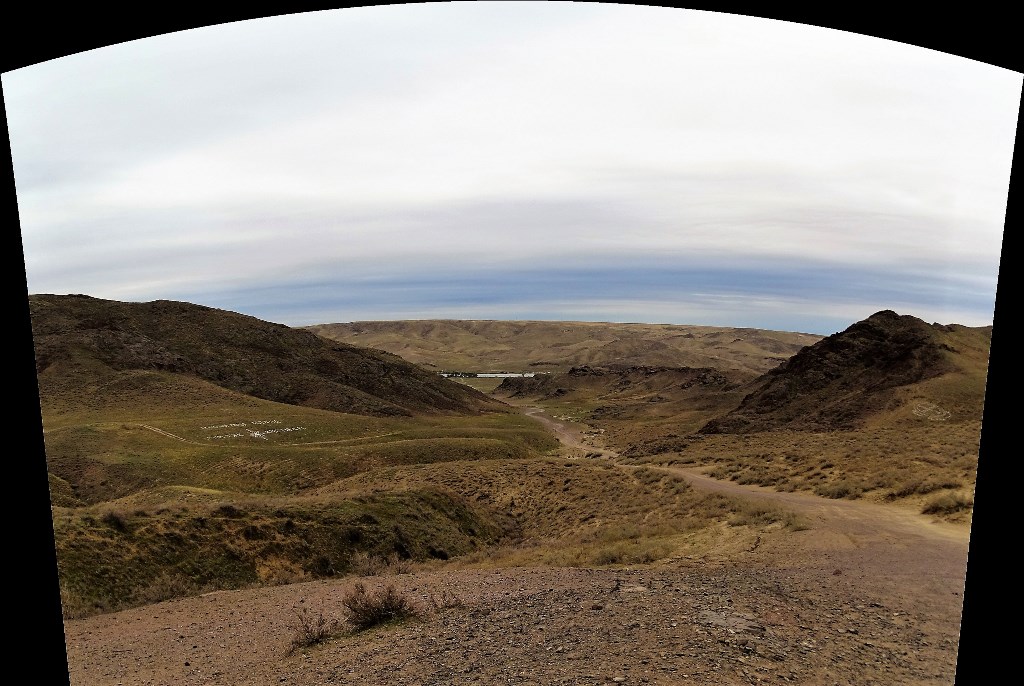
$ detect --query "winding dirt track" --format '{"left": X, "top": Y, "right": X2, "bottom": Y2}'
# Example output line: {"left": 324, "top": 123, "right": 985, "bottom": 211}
{"left": 60, "top": 406, "right": 975, "bottom": 686}
{"left": 522, "top": 406, "right": 619, "bottom": 459}
{"left": 529, "top": 406, "right": 971, "bottom": 608}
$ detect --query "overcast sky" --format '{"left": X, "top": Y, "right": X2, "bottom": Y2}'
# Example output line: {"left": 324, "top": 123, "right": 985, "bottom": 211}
{"left": 3, "top": 3, "right": 1020, "bottom": 335}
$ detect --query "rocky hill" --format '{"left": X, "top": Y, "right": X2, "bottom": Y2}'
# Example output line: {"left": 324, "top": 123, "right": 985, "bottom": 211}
{"left": 699, "top": 310, "right": 992, "bottom": 433}
{"left": 29, "top": 294, "right": 505, "bottom": 417}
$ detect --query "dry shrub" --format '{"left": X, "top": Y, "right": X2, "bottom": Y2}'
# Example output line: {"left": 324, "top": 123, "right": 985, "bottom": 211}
{"left": 814, "top": 480, "right": 864, "bottom": 500}
{"left": 341, "top": 582, "right": 424, "bottom": 631}
{"left": 427, "top": 589, "right": 465, "bottom": 612}
{"left": 727, "top": 500, "right": 808, "bottom": 531}
{"left": 589, "top": 539, "right": 671, "bottom": 566}
{"left": 888, "top": 478, "right": 963, "bottom": 500}
{"left": 100, "top": 509, "right": 129, "bottom": 532}
{"left": 921, "top": 492, "right": 973, "bottom": 515}
{"left": 349, "top": 551, "right": 413, "bottom": 577}
{"left": 286, "top": 604, "right": 342, "bottom": 654}
{"left": 131, "top": 571, "right": 202, "bottom": 605}
{"left": 257, "top": 559, "right": 308, "bottom": 586}
{"left": 591, "top": 543, "right": 627, "bottom": 565}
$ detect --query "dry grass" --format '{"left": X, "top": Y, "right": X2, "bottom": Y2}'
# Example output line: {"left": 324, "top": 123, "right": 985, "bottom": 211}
{"left": 341, "top": 582, "right": 425, "bottom": 631}
{"left": 633, "top": 421, "right": 982, "bottom": 513}
{"left": 921, "top": 492, "right": 974, "bottom": 515}
{"left": 52, "top": 488, "right": 504, "bottom": 618}
{"left": 348, "top": 551, "right": 414, "bottom": 576}
{"left": 426, "top": 589, "right": 466, "bottom": 612}
{"left": 286, "top": 604, "right": 343, "bottom": 654}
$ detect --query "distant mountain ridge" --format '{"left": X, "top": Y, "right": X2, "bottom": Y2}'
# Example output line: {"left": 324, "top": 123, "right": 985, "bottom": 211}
{"left": 29, "top": 294, "right": 504, "bottom": 417}
{"left": 305, "top": 319, "right": 822, "bottom": 375}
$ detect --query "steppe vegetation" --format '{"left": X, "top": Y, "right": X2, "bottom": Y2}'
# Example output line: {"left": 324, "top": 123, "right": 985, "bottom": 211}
{"left": 35, "top": 296, "right": 984, "bottom": 652}
{"left": 39, "top": 298, "right": 988, "bottom": 686}
{"left": 34, "top": 297, "right": 819, "bottom": 620}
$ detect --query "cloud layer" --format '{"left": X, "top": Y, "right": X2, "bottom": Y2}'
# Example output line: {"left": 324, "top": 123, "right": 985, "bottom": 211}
{"left": 4, "top": 4, "right": 1019, "bottom": 334}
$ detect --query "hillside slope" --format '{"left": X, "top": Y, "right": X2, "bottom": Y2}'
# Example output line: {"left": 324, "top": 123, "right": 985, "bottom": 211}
{"left": 29, "top": 294, "right": 505, "bottom": 418}
{"left": 699, "top": 310, "right": 992, "bottom": 433}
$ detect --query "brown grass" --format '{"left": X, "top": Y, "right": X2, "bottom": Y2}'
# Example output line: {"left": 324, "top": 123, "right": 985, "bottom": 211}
{"left": 341, "top": 582, "right": 425, "bottom": 631}
{"left": 631, "top": 421, "right": 981, "bottom": 513}
{"left": 921, "top": 492, "right": 974, "bottom": 515}
{"left": 286, "top": 604, "right": 343, "bottom": 654}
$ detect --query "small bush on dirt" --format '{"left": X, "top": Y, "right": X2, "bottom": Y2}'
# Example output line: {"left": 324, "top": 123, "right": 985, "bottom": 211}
{"left": 887, "top": 479, "right": 963, "bottom": 500}
{"left": 427, "top": 590, "right": 465, "bottom": 612}
{"left": 728, "top": 502, "right": 807, "bottom": 530}
{"left": 814, "top": 480, "right": 864, "bottom": 500}
{"left": 341, "top": 582, "right": 424, "bottom": 631}
{"left": 921, "top": 492, "right": 973, "bottom": 515}
{"left": 707, "top": 466, "right": 730, "bottom": 480}
{"left": 287, "top": 605, "right": 342, "bottom": 654}
{"left": 591, "top": 543, "right": 627, "bottom": 565}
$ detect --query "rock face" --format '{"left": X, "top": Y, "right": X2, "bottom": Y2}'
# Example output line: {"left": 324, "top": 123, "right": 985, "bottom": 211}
{"left": 699, "top": 310, "right": 986, "bottom": 433}
{"left": 29, "top": 294, "right": 505, "bottom": 417}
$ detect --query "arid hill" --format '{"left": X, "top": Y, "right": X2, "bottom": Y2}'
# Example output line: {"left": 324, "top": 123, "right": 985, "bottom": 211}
{"left": 29, "top": 294, "right": 505, "bottom": 418}
{"left": 305, "top": 319, "right": 822, "bottom": 376}
{"left": 699, "top": 310, "right": 992, "bottom": 433}
{"left": 31, "top": 297, "right": 983, "bottom": 686}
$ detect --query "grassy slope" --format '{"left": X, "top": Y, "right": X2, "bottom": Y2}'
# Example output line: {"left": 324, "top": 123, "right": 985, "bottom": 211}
{"left": 43, "top": 371, "right": 561, "bottom": 616}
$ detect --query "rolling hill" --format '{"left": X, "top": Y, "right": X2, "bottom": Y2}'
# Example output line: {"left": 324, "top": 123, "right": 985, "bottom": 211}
{"left": 305, "top": 319, "right": 823, "bottom": 376}
{"left": 30, "top": 294, "right": 505, "bottom": 418}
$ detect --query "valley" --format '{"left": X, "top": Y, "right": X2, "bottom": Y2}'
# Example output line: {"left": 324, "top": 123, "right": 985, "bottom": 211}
{"left": 31, "top": 295, "right": 988, "bottom": 685}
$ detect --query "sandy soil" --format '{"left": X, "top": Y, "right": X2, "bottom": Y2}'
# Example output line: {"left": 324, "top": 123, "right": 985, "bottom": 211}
{"left": 58, "top": 408, "right": 975, "bottom": 685}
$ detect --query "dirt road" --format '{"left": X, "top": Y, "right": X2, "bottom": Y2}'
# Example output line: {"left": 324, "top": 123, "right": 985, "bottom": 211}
{"left": 521, "top": 406, "right": 619, "bottom": 459}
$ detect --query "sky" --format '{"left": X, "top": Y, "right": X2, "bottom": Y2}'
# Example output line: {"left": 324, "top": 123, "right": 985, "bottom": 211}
{"left": 3, "top": 3, "right": 1021, "bottom": 335}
